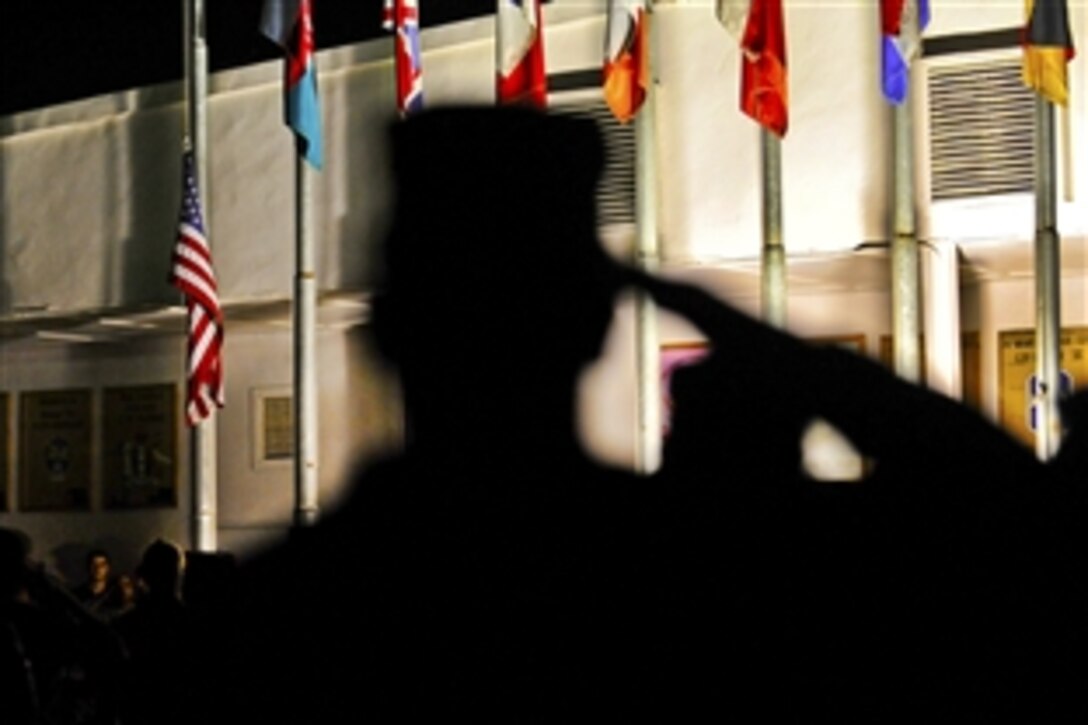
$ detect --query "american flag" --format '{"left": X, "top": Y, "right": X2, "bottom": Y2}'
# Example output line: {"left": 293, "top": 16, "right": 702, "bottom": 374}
{"left": 171, "top": 151, "right": 224, "bottom": 426}
{"left": 383, "top": 0, "right": 424, "bottom": 116}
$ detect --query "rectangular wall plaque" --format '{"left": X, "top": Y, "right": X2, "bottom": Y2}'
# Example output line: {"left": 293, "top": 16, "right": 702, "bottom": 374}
{"left": 252, "top": 387, "right": 294, "bottom": 468}
{"left": 878, "top": 332, "right": 982, "bottom": 410}
{"left": 999, "top": 327, "right": 1088, "bottom": 448}
{"left": 19, "top": 389, "right": 93, "bottom": 511}
{"left": 102, "top": 384, "right": 178, "bottom": 509}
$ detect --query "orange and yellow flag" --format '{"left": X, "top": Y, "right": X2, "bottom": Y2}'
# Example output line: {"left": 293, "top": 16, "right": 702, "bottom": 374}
{"left": 604, "top": 0, "right": 649, "bottom": 123}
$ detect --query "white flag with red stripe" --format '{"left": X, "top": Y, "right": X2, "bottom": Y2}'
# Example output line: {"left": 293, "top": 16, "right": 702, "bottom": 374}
{"left": 171, "top": 151, "right": 224, "bottom": 426}
{"left": 496, "top": 0, "right": 547, "bottom": 107}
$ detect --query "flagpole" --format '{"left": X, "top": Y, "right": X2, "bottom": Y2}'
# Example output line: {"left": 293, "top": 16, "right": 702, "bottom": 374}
{"left": 760, "top": 128, "right": 786, "bottom": 328}
{"left": 185, "top": 0, "right": 218, "bottom": 552}
{"left": 921, "top": 239, "right": 962, "bottom": 400}
{"left": 1033, "top": 96, "right": 1062, "bottom": 460}
{"left": 890, "top": 7, "right": 921, "bottom": 384}
{"left": 294, "top": 157, "right": 320, "bottom": 527}
{"left": 635, "top": 1, "right": 661, "bottom": 475}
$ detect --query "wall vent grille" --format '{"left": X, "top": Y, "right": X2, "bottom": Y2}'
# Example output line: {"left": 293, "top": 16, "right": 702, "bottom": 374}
{"left": 551, "top": 99, "right": 636, "bottom": 227}
{"left": 928, "top": 59, "right": 1036, "bottom": 201}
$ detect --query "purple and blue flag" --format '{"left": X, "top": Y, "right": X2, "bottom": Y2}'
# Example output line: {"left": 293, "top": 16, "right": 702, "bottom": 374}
{"left": 880, "top": 0, "right": 931, "bottom": 105}
{"left": 261, "top": 0, "right": 323, "bottom": 168}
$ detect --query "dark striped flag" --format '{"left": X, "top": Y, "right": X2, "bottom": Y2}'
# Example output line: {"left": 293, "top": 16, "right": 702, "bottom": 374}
{"left": 1023, "top": 0, "right": 1075, "bottom": 106}
{"left": 383, "top": 0, "right": 424, "bottom": 116}
{"left": 171, "top": 151, "right": 224, "bottom": 426}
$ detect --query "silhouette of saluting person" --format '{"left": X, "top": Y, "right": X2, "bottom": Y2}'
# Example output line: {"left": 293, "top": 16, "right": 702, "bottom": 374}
{"left": 213, "top": 106, "right": 1085, "bottom": 722}
{"left": 218, "top": 107, "right": 672, "bottom": 721}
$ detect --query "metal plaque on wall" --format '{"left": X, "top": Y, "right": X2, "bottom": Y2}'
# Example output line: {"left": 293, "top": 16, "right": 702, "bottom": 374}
{"left": 19, "top": 389, "right": 93, "bottom": 511}
{"left": 102, "top": 384, "right": 178, "bottom": 509}
{"left": 999, "top": 327, "right": 1088, "bottom": 449}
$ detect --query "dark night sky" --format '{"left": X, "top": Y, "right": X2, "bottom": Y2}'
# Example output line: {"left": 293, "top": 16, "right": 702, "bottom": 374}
{"left": 1, "top": 1, "right": 501, "bottom": 116}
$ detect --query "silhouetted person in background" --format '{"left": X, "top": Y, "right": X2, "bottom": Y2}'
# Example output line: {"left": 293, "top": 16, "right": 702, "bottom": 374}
{"left": 72, "top": 548, "right": 126, "bottom": 621}
{"left": 1, "top": 526, "right": 47, "bottom": 724}
{"left": 114, "top": 539, "right": 195, "bottom": 725}
{"left": 1, "top": 527, "right": 124, "bottom": 725}
{"left": 1053, "top": 390, "right": 1088, "bottom": 483}
{"left": 112, "top": 573, "right": 137, "bottom": 620}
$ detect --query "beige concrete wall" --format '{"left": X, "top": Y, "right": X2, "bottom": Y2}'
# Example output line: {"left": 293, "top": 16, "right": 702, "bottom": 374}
{"left": 0, "top": 327, "right": 402, "bottom": 575}
{"left": 6, "top": 2, "right": 1083, "bottom": 312}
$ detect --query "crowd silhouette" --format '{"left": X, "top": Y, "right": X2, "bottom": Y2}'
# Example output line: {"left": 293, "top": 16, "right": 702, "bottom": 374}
{"left": 3, "top": 106, "right": 1085, "bottom": 722}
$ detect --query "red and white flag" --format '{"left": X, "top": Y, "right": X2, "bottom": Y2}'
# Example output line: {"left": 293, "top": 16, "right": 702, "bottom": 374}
{"left": 170, "top": 151, "right": 224, "bottom": 426}
{"left": 496, "top": 0, "right": 547, "bottom": 107}
{"left": 383, "top": 0, "right": 425, "bottom": 115}
{"left": 604, "top": 0, "right": 649, "bottom": 123}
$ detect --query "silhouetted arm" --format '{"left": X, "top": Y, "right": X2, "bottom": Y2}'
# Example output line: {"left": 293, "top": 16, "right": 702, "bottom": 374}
{"left": 633, "top": 271, "right": 1038, "bottom": 480}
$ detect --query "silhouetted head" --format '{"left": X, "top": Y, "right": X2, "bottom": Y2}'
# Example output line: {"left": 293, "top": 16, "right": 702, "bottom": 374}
{"left": 1055, "top": 389, "right": 1088, "bottom": 478}
{"left": 118, "top": 574, "right": 137, "bottom": 606}
{"left": 372, "top": 106, "right": 624, "bottom": 391}
{"left": 137, "top": 539, "right": 184, "bottom": 598}
{"left": 0, "top": 527, "right": 32, "bottom": 601}
{"left": 86, "top": 548, "right": 111, "bottom": 585}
